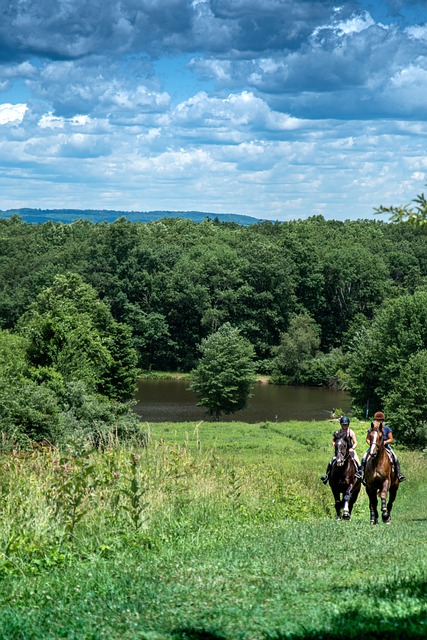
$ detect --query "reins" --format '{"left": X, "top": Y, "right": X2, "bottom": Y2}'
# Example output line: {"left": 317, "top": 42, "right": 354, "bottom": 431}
{"left": 368, "top": 426, "right": 385, "bottom": 459}
{"left": 335, "top": 437, "right": 350, "bottom": 465}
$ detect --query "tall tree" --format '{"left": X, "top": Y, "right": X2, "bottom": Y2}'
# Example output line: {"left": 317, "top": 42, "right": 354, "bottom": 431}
{"left": 348, "top": 290, "right": 427, "bottom": 447}
{"left": 384, "top": 351, "right": 427, "bottom": 448}
{"left": 17, "top": 272, "right": 137, "bottom": 400}
{"left": 190, "top": 323, "right": 256, "bottom": 420}
{"left": 271, "top": 314, "right": 320, "bottom": 384}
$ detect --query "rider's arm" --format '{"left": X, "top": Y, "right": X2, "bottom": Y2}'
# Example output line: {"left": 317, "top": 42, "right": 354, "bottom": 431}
{"left": 350, "top": 429, "right": 358, "bottom": 450}
{"left": 384, "top": 429, "right": 394, "bottom": 446}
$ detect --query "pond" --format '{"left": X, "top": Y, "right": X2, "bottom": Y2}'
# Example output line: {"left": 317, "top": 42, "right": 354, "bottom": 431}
{"left": 134, "top": 378, "right": 351, "bottom": 423}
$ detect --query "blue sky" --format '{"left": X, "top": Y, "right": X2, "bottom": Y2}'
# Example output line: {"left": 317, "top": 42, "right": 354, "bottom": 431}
{"left": 1, "top": 0, "right": 427, "bottom": 221}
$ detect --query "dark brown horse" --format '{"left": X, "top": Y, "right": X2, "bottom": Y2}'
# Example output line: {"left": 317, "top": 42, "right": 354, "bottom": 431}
{"left": 329, "top": 429, "right": 361, "bottom": 521}
{"left": 365, "top": 423, "right": 399, "bottom": 525}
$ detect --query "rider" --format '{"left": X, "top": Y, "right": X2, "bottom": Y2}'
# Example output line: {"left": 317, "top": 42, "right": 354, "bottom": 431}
{"left": 320, "top": 415, "right": 361, "bottom": 484}
{"left": 355, "top": 411, "right": 406, "bottom": 484}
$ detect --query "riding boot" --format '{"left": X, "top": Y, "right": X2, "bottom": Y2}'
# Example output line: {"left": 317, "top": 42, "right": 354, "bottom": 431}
{"left": 321, "top": 462, "right": 332, "bottom": 484}
{"left": 355, "top": 460, "right": 365, "bottom": 484}
{"left": 395, "top": 458, "right": 406, "bottom": 482}
{"left": 355, "top": 463, "right": 363, "bottom": 480}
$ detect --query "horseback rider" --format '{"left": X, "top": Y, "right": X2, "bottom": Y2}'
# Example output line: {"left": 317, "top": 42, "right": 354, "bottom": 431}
{"left": 321, "top": 415, "right": 361, "bottom": 484}
{"left": 355, "top": 411, "right": 406, "bottom": 484}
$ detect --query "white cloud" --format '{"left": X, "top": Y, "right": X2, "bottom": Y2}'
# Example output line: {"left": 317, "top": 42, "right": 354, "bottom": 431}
{"left": 38, "top": 113, "right": 92, "bottom": 129}
{"left": 172, "top": 91, "right": 306, "bottom": 135}
{"left": 406, "top": 24, "right": 427, "bottom": 42}
{"left": 333, "top": 11, "right": 375, "bottom": 36}
{"left": 0, "top": 103, "right": 28, "bottom": 125}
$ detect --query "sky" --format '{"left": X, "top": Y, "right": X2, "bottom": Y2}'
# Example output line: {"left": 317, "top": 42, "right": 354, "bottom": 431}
{"left": 1, "top": 1, "right": 427, "bottom": 221}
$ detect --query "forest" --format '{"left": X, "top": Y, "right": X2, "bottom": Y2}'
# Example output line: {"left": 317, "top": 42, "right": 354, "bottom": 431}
{"left": 1, "top": 213, "right": 427, "bottom": 447}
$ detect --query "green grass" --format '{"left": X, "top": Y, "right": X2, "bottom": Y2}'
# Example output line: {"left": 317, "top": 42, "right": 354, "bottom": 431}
{"left": 0, "top": 420, "right": 425, "bottom": 639}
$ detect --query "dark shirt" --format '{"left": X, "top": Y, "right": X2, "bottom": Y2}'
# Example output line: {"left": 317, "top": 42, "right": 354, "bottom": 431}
{"left": 367, "top": 424, "right": 392, "bottom": 448}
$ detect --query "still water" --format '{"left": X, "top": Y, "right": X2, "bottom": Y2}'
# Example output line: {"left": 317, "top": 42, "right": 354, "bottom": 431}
{"left": 134, "top": 378, "right": 351, "bottom": 423}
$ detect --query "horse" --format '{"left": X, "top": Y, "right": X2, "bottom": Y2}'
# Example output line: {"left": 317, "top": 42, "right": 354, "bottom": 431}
{"left": 328, "top": 429, "right": 361, "bottom": 521}
{"left": 364, "top": 422, "right": 399, "bottom": 525}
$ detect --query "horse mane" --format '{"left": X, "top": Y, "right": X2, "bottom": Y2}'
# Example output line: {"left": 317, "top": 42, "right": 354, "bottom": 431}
{"left": 334, "top": 429, "right": 349, "bottom": 441}
{"left": 369, "top": 422, "right": 384, "bottom": 442}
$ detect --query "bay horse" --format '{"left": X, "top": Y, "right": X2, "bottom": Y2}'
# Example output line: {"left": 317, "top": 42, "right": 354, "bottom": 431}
{"left": 365, "top": 423, "right": 399, "bottom": 525}
{"left": 329, "top": 429, "right": 361, "bottom": 520}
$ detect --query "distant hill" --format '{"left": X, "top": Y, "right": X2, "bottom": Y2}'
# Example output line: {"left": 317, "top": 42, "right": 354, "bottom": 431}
{"left": 0, "top": 208, "right": 262, "bottom": 226}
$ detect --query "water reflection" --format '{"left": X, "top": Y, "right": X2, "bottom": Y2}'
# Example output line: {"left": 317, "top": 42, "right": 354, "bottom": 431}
{"left": 134, "top": 378, "right": 351, "bottom": 422}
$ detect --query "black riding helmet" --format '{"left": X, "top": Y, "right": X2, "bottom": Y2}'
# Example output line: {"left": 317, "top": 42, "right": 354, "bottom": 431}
{"left": 339, "top": 415, "right": 350, "bottom": 425}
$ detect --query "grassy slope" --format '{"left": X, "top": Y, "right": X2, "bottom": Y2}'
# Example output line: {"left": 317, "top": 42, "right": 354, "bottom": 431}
{"left": 0, "top": 420, "right": 425, "bottom": 640}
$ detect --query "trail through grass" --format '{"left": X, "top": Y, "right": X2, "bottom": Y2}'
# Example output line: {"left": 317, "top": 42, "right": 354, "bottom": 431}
{"left": 0, "top": 420, "right": 425, "bottom": 639}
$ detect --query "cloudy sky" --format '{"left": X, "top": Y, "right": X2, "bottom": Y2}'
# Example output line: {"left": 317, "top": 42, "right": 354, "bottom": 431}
{"left": 1, "top": 0, "right": 427, "bottom": 221}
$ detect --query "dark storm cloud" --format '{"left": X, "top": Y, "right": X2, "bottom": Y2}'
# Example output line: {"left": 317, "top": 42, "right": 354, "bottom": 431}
{"left": 207, "top": 0, "right": 357, "bottom": 53}
{"left": 0, "top": 0, "right": 356, "bottom": 62}
{"left": 0, "top": 0, "right": 194, "bottom": 61}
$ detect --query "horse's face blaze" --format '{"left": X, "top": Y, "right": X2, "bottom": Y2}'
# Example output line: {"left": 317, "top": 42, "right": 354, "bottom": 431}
{"left": 335, "top": 437, "right": 348, "bottom": 466}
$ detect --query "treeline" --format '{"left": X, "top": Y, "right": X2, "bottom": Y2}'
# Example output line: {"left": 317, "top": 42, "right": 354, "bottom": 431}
{"left": 1, "top": 213, "right": 427, "bottom": 446}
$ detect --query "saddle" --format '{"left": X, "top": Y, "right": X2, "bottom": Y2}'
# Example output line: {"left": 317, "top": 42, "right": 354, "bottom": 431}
{"left": 385, "top": 448, "right": 396, "bottom": 473}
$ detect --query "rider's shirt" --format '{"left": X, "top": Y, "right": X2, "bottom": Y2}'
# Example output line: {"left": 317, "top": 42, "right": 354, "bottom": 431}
{"left": 338, "top": 427, "right": 357, "bottom": 448}
{"left": 367, "top": 424, "right": 392, "bottom": 448}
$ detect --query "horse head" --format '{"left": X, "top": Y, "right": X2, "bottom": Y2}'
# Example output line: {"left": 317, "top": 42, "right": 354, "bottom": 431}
{"left": 368, "top": 423, "right": 384, "bottom": 459}
{"left": 334, "top": 430, "right": 349, "bottom": 466}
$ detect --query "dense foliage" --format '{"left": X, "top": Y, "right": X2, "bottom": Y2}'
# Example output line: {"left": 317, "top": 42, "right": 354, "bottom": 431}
{"left": 1, "top": 213, "right": 427, "bottom": 445}
{"left": 190, "top": 322, "right": 256, "bottom": 419}
{"left": 348, "top": 291, "right": 427, "bottom": 447}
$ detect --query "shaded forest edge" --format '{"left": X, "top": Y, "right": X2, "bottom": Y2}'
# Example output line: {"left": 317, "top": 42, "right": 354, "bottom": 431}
{"left": 1, "top": 213, "right": 427, "bottom": 447}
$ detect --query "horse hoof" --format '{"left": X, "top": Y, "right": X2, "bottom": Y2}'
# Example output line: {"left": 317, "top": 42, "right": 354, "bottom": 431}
{"left": 343, "top": 513, "right": 350, "bottom": 521}
{"left": 370, "top": 520, "right": 377, "bottom": 525}
{"left": 335, "top": 516, "right": 341, "bottom": 521}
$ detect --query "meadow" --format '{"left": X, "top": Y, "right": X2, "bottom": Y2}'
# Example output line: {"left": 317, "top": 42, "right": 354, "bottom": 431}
{"left": 0, "top": 419, "right": 426, "bottom": 639}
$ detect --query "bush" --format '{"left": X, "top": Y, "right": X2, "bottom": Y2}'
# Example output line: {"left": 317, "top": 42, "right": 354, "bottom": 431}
{"left": 301, "top": 348, "right": 348, "bottom": 388}
{"left": 58, "top": 380, "right": 142, "bottom": 448}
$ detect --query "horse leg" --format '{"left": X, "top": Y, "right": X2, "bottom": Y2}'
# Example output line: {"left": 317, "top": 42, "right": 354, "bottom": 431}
{"left": 381, "top": 497, "right": 390, "bottom": 523}
{"left": 342, "top": 487, "right": 352, "bottom": 520}
{"left": 334, "top": 497, "right": 342, "bottom": 520}
{"left": 380, "top": 481, "right": 391, "bottom": 523}
{"left": 385, "top": 485, "right": 398, "bottom": 522}
{"left": 348, "top": 485, "right": 361, "bottom": 516}
{"left": 332, "top": 488, "right": 342, "bottom": 520}
{"left": 367, "top": 489, "right": 378, "bottom": 525}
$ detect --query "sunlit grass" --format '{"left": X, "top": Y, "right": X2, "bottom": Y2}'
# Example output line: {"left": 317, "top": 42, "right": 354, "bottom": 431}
{"left": 0, "top": 420, "right": 425, "bottom": 639}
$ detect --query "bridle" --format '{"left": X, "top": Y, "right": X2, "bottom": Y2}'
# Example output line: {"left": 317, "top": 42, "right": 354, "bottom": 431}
{"left": 335, "top": 436, "right": 349, "bottom": 466}
{"left": 368, "top": 424, "right": 384, "bottom": 458}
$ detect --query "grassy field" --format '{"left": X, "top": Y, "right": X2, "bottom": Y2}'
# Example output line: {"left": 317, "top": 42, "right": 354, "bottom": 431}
{"left": 0, "top": 419, "right": 426, "bottom": 639}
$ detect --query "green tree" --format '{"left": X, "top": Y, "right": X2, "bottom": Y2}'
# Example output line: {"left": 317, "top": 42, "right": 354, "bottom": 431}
{"left": 384, "top": 351, "right": 427, "bottom": 448}
{"left": 271, "top": 314, "right": 321, "bottom": 384}
{"left": 0, "top": 330, "right": 61, "bottom": 444}
{"left": 302, "top": 348, "right": 348, "bottom": 389}
{"left": 101, "top": 321, "right": 138, "bottom": 402}
{"left": 348, "top": 290, "right": 427, "bottom": 446}
{"left": 17, "top": 272, "right": 137, "bottom": 400}
{"left": 375, "top": 189, "right": 427, "bottom": 226}
{"left": 190, "top": 323, "right": 256, "bottom": 420}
